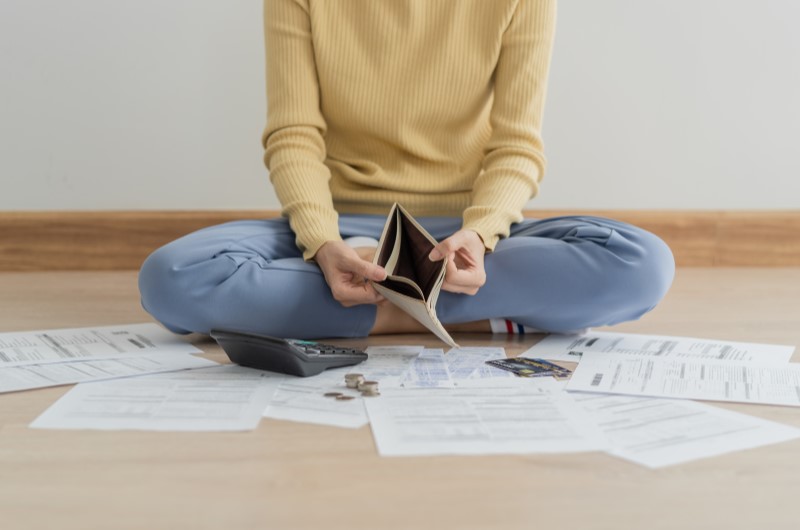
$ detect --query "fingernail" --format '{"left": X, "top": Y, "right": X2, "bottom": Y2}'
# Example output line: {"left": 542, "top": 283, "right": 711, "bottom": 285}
{"left": 429, "top": 249, "right": 442, "bottom": 261}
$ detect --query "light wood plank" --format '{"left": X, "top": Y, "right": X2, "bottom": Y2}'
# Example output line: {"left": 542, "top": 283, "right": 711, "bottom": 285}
{"left": 716, "top": 211, "right": 800, "bottom": 266}
{"left": 0, "top": 210, "right": 273, "bottom": 271}
{"left": 0, "top": 210, "right": 798, "bottom": 270}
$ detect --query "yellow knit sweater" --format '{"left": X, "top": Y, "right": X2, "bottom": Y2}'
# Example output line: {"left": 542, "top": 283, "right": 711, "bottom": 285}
{"left": 262, "top": 0, "right": 556, "bottom": 259}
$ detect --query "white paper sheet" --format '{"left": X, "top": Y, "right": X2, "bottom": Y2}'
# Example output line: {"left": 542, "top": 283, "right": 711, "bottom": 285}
{"left": 263, "top": 367, "right": 368, "bottom": 429}
{"left": 364, "top": 380, "right": 608, "bottom": 456}
{"left": 0, "top": 323, "right": 201, "bottom": 367}
{"left": 567, "top": 353, "right": 800, "bottom": 407}
{"left": 400, "top": 348, "right": 454, "bottom": 388}
{"left": 349, "top": 345, "right": 423, "bottom": 388}
{"left": 0, "top": 354, "right": 217, "bottom": 393}
{"left": 521, "top": 331, "right": 794, "bottom": 365}
{"left": 445, "top": 347, "right": 516, "bottom": 383}
{"left": 30, "top": 365, "right": 279, "bottom": 431}
{"left": 573, "top": 393, "right": 800, "bottom": 468}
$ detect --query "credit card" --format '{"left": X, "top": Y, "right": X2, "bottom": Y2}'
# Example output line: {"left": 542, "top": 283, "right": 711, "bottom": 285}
{"left": 485, "top": 357, "right": 572, "bottom": 378}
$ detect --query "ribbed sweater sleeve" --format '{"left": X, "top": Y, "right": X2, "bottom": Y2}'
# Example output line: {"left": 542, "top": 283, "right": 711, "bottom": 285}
{"left": 262, "top": 0, "right": 341, "bottom": 260}
{"left": 462, "top": 0, "right": 556, "bottom": 250}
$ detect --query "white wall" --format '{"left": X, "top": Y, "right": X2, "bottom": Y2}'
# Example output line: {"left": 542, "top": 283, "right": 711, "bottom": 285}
{"left": 1, "top": 0, "right": 799, "bottom": 211}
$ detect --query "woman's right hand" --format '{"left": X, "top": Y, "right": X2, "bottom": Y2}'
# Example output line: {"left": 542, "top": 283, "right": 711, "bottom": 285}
{"left": 313, "top": 240, "right": 387, "bottom": 307}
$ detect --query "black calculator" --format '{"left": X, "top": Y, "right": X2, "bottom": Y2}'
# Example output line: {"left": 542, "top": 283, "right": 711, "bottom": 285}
{"left": 209, "top": 329, "right": 368, "bottom": 377}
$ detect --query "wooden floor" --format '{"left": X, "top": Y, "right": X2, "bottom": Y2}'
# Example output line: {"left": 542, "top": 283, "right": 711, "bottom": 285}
{"left": 1, "top": 269, "right": 800, "bottom": 530}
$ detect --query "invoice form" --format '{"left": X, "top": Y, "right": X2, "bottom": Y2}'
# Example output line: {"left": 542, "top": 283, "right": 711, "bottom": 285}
{"left": 30, "top": 364, "right": 279, "bottom": 431}
{"left": 365, "top": 379, "right": 607, "bottom": 456}
{"left": 521, "top": 331, "right": 794, "bottom": 364}
{"left": 573, "top": 393, "right": 800, "bottom": 468}
{"left": 0, "top": 323, "right": 200, "bottom": 367}
{"left": 0, "top": 354, "right": 216, "bottom": 393}
{"left": 567, "top": 353, "right": 800, "bottom": 406}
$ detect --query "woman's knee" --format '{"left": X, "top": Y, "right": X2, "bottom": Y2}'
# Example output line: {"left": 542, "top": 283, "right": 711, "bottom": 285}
{"left": 138, "top": 243, "right": 191, "bottom": 332}
{"left": 607, "top": 227, "right": 675, "bottom": 322}
{"left": 529, "top": 222, "right": 674, "bottom": 330}
{"left": 138, "top": 240, "right": 238, "bottom": 333}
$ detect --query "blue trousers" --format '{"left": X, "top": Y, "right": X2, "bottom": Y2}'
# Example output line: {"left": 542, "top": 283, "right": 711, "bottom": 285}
{"left": 138, "top": 215, "right": 675, "bottom": 339}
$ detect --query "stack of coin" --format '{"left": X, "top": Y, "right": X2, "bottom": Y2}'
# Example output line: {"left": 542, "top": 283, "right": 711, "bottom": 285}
{"left": 345, "top": 373, "right": 365, "bottom": 389}
{"left": 357, "top": 380, "right": 379, "bottom": 397}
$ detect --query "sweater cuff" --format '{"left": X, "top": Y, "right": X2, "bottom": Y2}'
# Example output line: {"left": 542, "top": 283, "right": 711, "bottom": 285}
{"left": 462, "top": 166, "right": 540, "bottom": 252}
{"left": 284, "top": 204, "right": 342, "bottom": 260}
{"left": 301, "top": 230, "right": 343, "bottom": 261}
{"left": 460, "top": 219, "right": 502, "bottom": 252}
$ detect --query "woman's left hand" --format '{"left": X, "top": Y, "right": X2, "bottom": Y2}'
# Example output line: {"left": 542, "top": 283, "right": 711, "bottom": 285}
{"left": 428, "top": 229, "right": 487, "bottom": 295}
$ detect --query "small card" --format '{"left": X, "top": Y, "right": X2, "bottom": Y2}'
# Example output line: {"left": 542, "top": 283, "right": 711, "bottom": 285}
{"left": 485, "top": 358, "right": 573, "bottom": 378}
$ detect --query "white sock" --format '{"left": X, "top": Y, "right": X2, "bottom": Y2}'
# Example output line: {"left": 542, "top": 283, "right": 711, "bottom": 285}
{"left": 344, "top": 236, "right": 379, "bottom": 249}
{"left": 489, "top": 318, "right": 589, "bottom": 336}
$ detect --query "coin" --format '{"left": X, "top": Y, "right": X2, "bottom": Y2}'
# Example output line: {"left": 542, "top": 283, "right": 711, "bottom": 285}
{"left": 345, "top": 374, "right": 365, "bottom": 388}
{"left": 335, "top": 395, "right": 356, "bottom": 401}
{"left": 323, "top": 392, "right": 343, "bottom": 398}
{"left": 357, "top": 381, "right": 378, "bottom": 391}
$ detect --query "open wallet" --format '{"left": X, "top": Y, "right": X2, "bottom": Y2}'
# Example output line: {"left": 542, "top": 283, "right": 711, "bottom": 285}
{"left": 370, "top": 203, "right": 459, "bottom": 348}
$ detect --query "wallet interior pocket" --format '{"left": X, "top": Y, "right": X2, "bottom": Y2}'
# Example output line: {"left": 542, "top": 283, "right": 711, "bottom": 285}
{"left": 379, "top": 277, "right": 425, "bottom": 301}
{"left": 375, "top": 207, "right": 442, "bottom": 300}
{"left": 397, "top": 212, "right": 441, "bottom": 299}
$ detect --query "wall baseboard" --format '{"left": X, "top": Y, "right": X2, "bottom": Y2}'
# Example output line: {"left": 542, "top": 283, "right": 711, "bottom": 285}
{"left": 0, "top": 210, "right": 798, "bottom": 271}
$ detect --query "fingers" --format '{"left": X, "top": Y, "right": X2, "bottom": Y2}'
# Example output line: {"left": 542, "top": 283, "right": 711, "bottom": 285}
{"left": 442, "top": 257, "right": 485, "bottom": 295}
{"left": 332, "top": 243, "right": 386, "bottom": 282}
{"left": 429, "top": 230, "right": 471, "bottom": 262}
{"left": 315, "top": 241, "right": 387, "bottom": 306}
{"left": 349, "top": 257, "right": 387, "bottom": 282}
{"left": 330, "top": 280, "right": 384, "bottom": 307}
{"left": 442, "top": 260, "right": 476, "bottom": 295}
{"left": 433, "top": 231, "right": 487, "bottom": 295}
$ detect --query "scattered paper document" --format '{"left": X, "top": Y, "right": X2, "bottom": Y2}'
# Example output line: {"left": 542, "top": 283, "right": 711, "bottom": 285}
{"left": 364, "top": 380, "right": 608, "bottom": 456}
{"left": 574, "top": 393, "right": 800, "bottom": 468}
{"left": 400, "top": 348, "right": 454, "bottom": 389}
{"left": 349, "top": 345, "right": 423, "bottom": 388}
{"left": 445, "top": 347, "right": 516, "bottom": 383}
{"left": 521, "top": 331, "right": 794, "bottom": 365}
{"left": 0, "top": 354, "right": 217, "bottom": 394}
{"left": 30, "top": 365, "right": 278, "bottom": 431}
{"left": 567, "top": 353, "right": 800, "bottom": 407}
{"left": 0, "top": 323, "right": 201, "bottom": 367}
{"left": 264, "top": 367, "right": 368, "bottom": 429}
